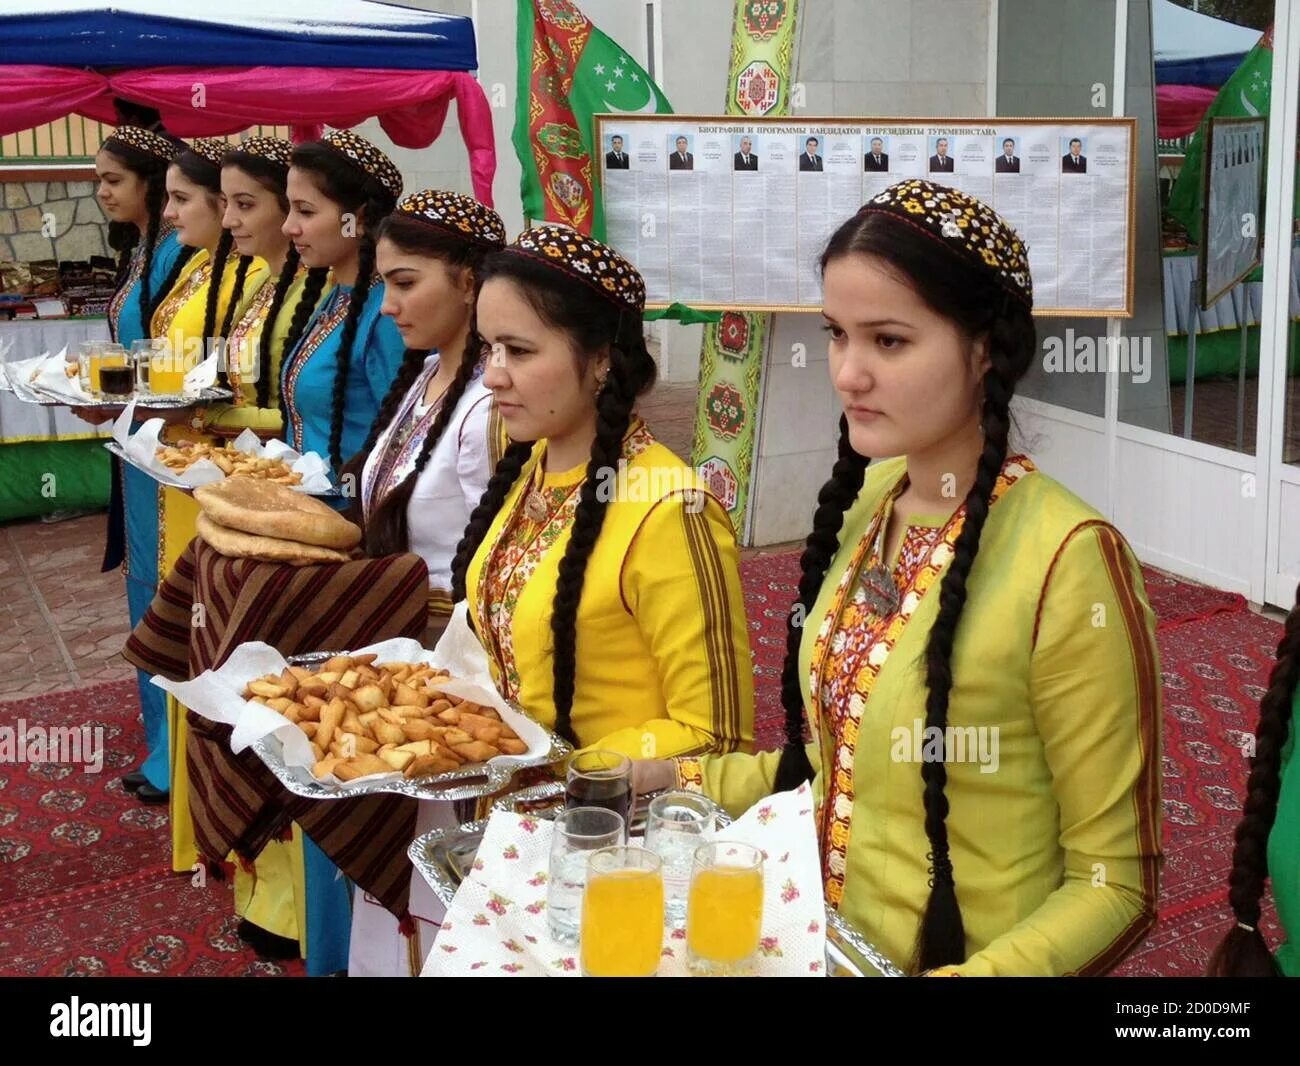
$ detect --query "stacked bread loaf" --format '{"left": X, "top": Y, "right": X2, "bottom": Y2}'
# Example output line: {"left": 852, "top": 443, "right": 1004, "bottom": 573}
{"left": 194, "top": 479, "right": 361, "bottom": 565}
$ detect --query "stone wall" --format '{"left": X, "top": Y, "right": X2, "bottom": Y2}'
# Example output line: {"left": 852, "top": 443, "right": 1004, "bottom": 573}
{"left": 0, "top": 180, "right": 110, "bottom": 266}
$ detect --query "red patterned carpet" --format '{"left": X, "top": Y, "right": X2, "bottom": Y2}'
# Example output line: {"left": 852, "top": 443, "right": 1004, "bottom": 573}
{"left": 0, "top": 552, "right": 1285, "bottom": 976}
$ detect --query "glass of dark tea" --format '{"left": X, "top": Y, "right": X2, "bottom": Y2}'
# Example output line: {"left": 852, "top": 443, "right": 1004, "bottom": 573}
{"left": 565, "top": 750, "right": 632, "bottom": 835}
{"left": 98, "top": 361, "right": 135, "bottom": 400}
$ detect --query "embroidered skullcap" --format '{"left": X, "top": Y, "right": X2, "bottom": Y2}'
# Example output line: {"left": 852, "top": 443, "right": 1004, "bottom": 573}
{"left": 505, "top": 225, "right": 645, "bottom": 312}
{"left": 104, "top": 125, "right": 179, "bottom": 163}
{"left": 188, "top": 137, "right": 233, "bottom": 168}
{"left": 394, "top": 190, "right": 506, "bottom": 248}
{"left": 230, "top": 136, "right": 294, "bottom": 170}
{"left": 858, "top": 179, "right": 1032, "bottom": 307}
{"left": 317, "top": 129, "right": 403, "bottom": 198}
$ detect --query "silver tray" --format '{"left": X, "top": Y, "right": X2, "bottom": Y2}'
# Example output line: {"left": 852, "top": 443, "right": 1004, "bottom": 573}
{"left": 409, "top": 782, "right": 905, "bottom": 977}
{"left": 10, "top": 377, "right": 231, "bottom": 409}
{"left": 104, "top": 439, "right": 343, "bottom": 498}
{"left": 246, "top": 651, "right": 572, "bottom": 803}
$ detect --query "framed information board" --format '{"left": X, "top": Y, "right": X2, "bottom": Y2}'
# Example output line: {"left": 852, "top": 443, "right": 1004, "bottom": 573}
{"left": 594, "top": 115, "right": 1137, "bottom": 317}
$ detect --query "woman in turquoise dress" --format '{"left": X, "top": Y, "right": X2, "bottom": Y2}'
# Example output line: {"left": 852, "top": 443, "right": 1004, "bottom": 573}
{"left": 94, "top": 125, "right": 192, "bottom": 801}
{"left": 275, "top": 128, "right": 405, "bottom": 975}
{"left": 1210, "top": 581, "right": 1300, "bottom": 977}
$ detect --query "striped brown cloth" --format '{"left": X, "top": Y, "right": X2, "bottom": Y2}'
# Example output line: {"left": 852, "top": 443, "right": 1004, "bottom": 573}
{"left": 125, "top": 536, "right": 430, "bottom": 920}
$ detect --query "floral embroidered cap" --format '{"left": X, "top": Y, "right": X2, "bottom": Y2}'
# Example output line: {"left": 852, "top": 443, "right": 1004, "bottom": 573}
{"left": 104, "top": 125, "right": 179, "bottom": 163}
{"left": 394, "top": 189, "right": 506, "bottom": 248}
{"left": 188, "top": 137, "right": 233, "bottom": 168}
{"left": 858, "top": 179, "right": 1032, "bottom": 307}
{"left": 504, "top": 224, "right": 645, "bottom": 313}
{"left": 230, "top": 136, "right": 294, "bottom": 170}
{"left": 317, "top": 129, "right": 403, "bottom": 198}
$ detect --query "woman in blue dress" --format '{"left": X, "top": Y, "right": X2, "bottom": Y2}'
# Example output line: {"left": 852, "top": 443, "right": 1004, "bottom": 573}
{"left": 93, "top": 125, "right": 192, "bottom": 803}
{"left": 269, "top": 128, "right": 405, "bottom": 974}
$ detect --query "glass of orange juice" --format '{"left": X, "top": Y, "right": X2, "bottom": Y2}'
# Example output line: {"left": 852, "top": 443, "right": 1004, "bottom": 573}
{"left": 149, "top": 341, "right": 187, "bottom": 395}
{"left": 580, "top": 846, "right": 664, "bottom": 977}
{"left": 686, "top": 841, "right": 764, "bottom": 976}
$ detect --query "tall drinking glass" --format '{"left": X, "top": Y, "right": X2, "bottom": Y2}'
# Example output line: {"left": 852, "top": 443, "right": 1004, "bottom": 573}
{"left": 546, "top": 806, "right": 624, "bottom": 945}
{"left": 581, "top": 846, "right": 664, "bottom": 977}
{"left": 565, "top": 750, "right": 632, "bottom": 831}
{"left": 643, "top": 791, "right": 716, "bottom": 928}
{"left": 130, "top": 339, "right": 155, "bottom": 395}
{"left": 686, "top": 841, "right": 764, "bottom": 976}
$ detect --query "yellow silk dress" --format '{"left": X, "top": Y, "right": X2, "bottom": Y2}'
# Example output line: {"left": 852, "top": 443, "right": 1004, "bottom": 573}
{"left": 678, "top": 454, "right": 1162, "bottom": 976}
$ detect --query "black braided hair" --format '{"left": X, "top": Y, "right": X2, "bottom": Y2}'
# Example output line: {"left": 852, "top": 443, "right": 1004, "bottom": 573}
{"left": 789, "top": 209, "right": 1037, "bottom": 974}
{"left": 1207, "top": 581, "right": 1300, "bottom": 977}
{"left": 99, "top": 138, "right": 170, "bottom": 339}
{"left": 450, "top": 440, "right": 535, "bottom": 603}
{"left": 289, "top": 141, "right": 400, "bottom": 472}
{"left": 146, "top": 244, "right": 197, "bottom": 331}
{"left": 448, "top": 252, "right": 657, "bottom": 746}
{"left": 255, "top": 246, "right": 303, "bottom": 411}
{"left": 343, "top": 212, "right": 498, "bottom": 553}
{"left": 219, "top": 255, "right": 254, "bottom": 338}
{"left": 772, "top": 414, "right": 868, "bottom": 792}
{"left": 277, "top": 265, "right": 331, "bottom": 436}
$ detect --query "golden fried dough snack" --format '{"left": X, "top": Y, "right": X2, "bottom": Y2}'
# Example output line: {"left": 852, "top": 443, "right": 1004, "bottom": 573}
{"left": 156, "top": 440, "right": 303, "bottom": 484}
{"left": 241, "top": 654, "right": 529, "bottom": 783}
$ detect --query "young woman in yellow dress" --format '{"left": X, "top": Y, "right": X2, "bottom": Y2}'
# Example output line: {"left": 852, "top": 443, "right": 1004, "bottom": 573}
{"left": 341, "top": 190, "right": 507, "bottom": 976}
{"left": 204, "top": 136, "right": 330, "bottom": 439}
{"left": 451, "top": 226, "right": 754, "bottom": 769}
{"left": 150, "top": 137, "right": 269, "bottom": 859}
{"left": 637, "top": 181, "right": 1162, "bottom": 976}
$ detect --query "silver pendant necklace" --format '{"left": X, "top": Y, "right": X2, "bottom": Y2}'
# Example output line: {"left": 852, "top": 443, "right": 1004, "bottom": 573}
{"left": 857, "top": 513, "right": 901, "bottom": 618}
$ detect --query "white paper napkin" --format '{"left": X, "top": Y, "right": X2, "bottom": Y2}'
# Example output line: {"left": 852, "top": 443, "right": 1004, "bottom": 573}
{"left": 151, "top": 603, "right": 553, "bottom": 792}
{"left": 423, "top": 783, "right": 828, "bottom": 977}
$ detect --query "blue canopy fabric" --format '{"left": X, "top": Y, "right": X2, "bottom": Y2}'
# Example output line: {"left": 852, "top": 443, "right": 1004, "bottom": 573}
{"left": 0, "top": 0, "right": 477, "bottom": 71}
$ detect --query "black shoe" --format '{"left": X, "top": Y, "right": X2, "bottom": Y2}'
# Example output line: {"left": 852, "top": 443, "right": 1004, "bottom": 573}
{"left": 121, "top": 771, "right": 148, "bottom": 792}
{"left": 136, "top": 783, "right": 168, "bottom": 805}
{"left": 237, "top": 919, "right": 300, "bottom": 960}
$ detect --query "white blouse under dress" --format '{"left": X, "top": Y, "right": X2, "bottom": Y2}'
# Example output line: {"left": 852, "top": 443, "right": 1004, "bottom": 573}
{"left": 359, "top": 352, "right": 496, "bottom": 603}
{"left": 350, "top": 352, "right": 496, "bottom": 976}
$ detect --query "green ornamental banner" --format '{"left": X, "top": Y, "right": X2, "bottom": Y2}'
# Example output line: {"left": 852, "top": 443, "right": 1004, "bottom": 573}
{"left": 690, "top": 0, "right": 800, "bottom": 539}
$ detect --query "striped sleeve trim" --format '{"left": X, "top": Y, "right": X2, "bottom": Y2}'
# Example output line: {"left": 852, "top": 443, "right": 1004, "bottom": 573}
{"left": 1070, "top": 524, "right": 1162, "bottom": 976}
{"left": 679, "top": 503, "right": 744, "bottom": 754}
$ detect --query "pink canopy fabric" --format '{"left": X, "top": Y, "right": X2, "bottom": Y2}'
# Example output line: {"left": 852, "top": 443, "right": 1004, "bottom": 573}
{"left": 0, "top": 65, "right": 495, "bottom": 205}
{"left": 1156, "top": 84, "right": 1220, "bottom": 140}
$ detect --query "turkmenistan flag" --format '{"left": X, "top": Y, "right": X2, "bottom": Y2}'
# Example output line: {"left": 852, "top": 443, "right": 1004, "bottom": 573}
{"left": 1167, "top": 23, "right": 1274, "bottom": 243}
{"left": 514, "top": 0, "right": 672, "bottom": 238}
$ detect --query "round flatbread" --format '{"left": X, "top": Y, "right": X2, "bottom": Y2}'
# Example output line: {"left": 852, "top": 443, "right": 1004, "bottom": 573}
{"left": 193, "top": 477, "right": 360, "bottom": 550}
{"left": 197, "top": 513, "right": 353, "bottom": 566}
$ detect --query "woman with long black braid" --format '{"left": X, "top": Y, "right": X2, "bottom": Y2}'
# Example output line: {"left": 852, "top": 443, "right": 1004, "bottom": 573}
{"left": 92, "top": 125, "right": 189, "bottom": 804}
{"left": 451, "top": 226, "right": 752, "bottom": 778}
{"left": 1208, "top": 582, "right": 1299, "bottom": 976}
{"left": 261, "top": 130, "right": 403, "bottom": 976}
{"left": 280, "top": 130, "right": 405, "bottom": 482}
{"left": 638, "top": 181, "right": 1162, "bottom": 976}
{"left": 340, "top": 190, "right": 506, "bottom": 977}
{"left": 204, "top": 137, "right": 329, "bottom": 439}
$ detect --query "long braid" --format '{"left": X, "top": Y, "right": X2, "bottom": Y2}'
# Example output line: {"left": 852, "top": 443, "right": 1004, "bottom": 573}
{"left": 341, "top": 351, "right": 427, "bottom": 485}
{"left": 773, "top": 414, "right": 868, "bottom": 791}
{"left": 356, "top": 334, "right": 486, "bottom": 556}
{"left": 911, "top": 312, "right": 1022, "bottom": 973}
{"left": 1207, "top": 582, "right": 1300, "bottom": 976}
{"left": 135, "top": 177, "right": 166, "bottom": 324}
{"left": 202, "top": 229, "right": 236, "bottom": 388}
{"left": 147, "top": 245, "right": 197, "bottom": 334}
{"left": 277, "top": 266, "right": 331, "bottom": 439}
{"left": 202, "top": 228, "right": 235, "bottom": 354}
{"left": 450, "top": 441, "right": 534, "bottom": 602}
{"left": 256, "top": 247, "right": 302, "bottom": 411}
{"left": 328, "top": 236, "right": 377, "bottom": 473}
{"left": 549, "top": 356, "right": 640, "bottom": 746}
{"left": 219, "top": 257, "right": 254, "bottom": 338}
